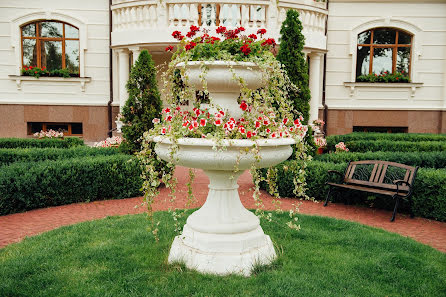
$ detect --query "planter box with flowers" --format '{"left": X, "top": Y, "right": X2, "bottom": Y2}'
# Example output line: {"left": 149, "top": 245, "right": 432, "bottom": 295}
{"left": 139, "top": 25, "right": 312, "bottom": 276}
{"left": 9, "top": 66, "right": 91, "bottom": 91}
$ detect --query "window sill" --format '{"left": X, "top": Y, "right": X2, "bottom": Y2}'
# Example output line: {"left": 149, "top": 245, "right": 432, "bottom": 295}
{"left": 8, "top": 75, "right": 92, "bottom": 92}
{"left": 344, "top": 82, "right": 424, "bottom": 97}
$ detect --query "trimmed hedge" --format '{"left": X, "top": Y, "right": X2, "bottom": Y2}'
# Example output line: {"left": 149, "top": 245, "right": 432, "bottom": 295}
{"left": 0, "top": 155, "right": 142, "bottom": 215}
{"left": 327, "top": 133, "right": 446, "bottom": 149}
{"left": 0, "top": 147, "right": 122, "bottom": 166}
{"left": 340, "top": 140, "right": 446, "bottom": 153}
{"left": 0, "top": 137, "right": 84, "bottom": 149}
{"left": 259, "top": 161, "right": 446, "bottom": 222}
{"left": 314, "top": 151, "right": 446, "bottom": 169}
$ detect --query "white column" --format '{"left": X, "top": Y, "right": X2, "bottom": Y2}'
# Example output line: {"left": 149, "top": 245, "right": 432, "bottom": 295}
{"left": 117, "top": 49, "right": 130, "bottom": 112}
{"left": 129, "top": 47, "right": 141, "bottom": 66}
{"left": 309, "top": 52, "right": 322, "bottom": 123}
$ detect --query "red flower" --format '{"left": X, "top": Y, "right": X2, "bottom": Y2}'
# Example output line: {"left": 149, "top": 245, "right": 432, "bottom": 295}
{"left": 239, "top": 126, "right": 246, "bottom": 134}
{"left": 186, "top": 31, "right": 196, "bottom": 38}
{"left": 30, "top": 66, "right": 33, "bottom": 69}
{"left": 239, "top": 101, "right": 248, "bottom": 111}
{"left": 165, "top": 115, "right": 173, "bottom": 122}
{"left": 42, "top": 67, "right": 46, "bottom": 70}
{"left": 185, "top": 42, "right": 197, "bottom": 51}
{"left": 216, "top": 26, "right": 227, "bottom": 34}
{"left": 396, "top": 77, "right": 399, "bottom": 80}
{"left": 190, "top": 25, "right": 200, "bottom": 32}
{"left": 214, "top": 119, "right": 222, "bottom": 126}
{"left": 172, "top": 31, "right": 183, "bottom": 40}
{"left": 262, "top": 38, "right": 276, "bottom": 47}
{"left": 200, "top": 118, "right": 207, "bottom": 126}
{"left": 283, "top": 118, "right": 288, "bottom": 125}
{"left": 294, "top": 119, "right": 301, "bottom": 128}
{"left": 163, "top": 108, "right": 171, "bottom": 114}
{"left": 236, "top": 27, "right": 245, "bottom": 33}
{"left": 165, "top": 45, "right": 174, "bottom": 52}
{"left": 34, "top": 71, "right": 37, "bottom": 74}
{"left": 246, "top": 131, "right": 253, "bottom": 138}
{"left": 257, "top": 28, "right": 267, "bottom": 35}
{"left": 255, "top": 121, "right": 261, "bottom": 128}
{"left": 248, "top": 34, "right": 257, "bottom": 39}
{"left": 240, "top": 44, "right": 251, "bottom": 55}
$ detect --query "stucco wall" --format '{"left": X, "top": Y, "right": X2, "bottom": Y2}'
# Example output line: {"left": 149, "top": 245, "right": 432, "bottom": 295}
{"left": 0, "top": 0, "right": 110, "bottom": 106}
{"left": 325, "top": 0, "right": 446, "bottom": 112}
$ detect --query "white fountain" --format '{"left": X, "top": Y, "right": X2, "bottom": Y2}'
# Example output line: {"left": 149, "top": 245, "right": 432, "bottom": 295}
{"left": 154, "top": 61, "right": 294, "bottom": 276}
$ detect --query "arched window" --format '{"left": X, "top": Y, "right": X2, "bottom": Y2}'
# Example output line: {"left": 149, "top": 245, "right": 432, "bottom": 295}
{"left": 21, "top": 20, "right": 79, "bottom": 75}
{"left": 356, "top": 28, "right": 412, "bottom": 79}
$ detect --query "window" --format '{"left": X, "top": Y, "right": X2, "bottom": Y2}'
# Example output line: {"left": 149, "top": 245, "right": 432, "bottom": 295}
{"left": 353, "top": 126, "right": 408, "bottom": 133}
{"left": 21, "top": 21, "right": 79, "bottom": 75}
{"left": 27, "top": 122, "right": 83, "bottom": 136}
{"left": 356, "top": 28, "right": 412, "bottom": 79}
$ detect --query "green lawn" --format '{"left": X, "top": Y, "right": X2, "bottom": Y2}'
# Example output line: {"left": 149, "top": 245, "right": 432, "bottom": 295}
{"left": 1, "top": 212, "right": 445, "bottom": 297}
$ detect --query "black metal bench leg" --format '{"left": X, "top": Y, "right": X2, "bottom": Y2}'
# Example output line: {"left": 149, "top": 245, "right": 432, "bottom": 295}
{"left": 391, "top": 195, "right": 400, "bottom": 222}
{"left": 324, "top": 186, "right": 332, "bottom": 207}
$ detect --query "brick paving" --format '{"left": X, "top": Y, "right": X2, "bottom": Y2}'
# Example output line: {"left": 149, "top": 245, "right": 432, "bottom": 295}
{"left": 1, "top": 166, "right": 445, "bottom": 252}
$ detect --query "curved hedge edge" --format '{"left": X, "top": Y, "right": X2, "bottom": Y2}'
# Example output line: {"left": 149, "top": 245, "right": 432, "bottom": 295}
{"left": 331, "top": 140, "right": 446, "bottom": 153}
{"left": 259, "top": 160, "right": 446, "bottom": 222}
{"left": 0, "top": 155, "right": 142, "bottom": 215}
{"left": 0, "top": 137, "right": 84, "bottom": 149}
{"left": 0, "top": 147, "right": 122, "bottom": 167}
{"left": 314, "top": 151, "right": 446, "bottom": 169}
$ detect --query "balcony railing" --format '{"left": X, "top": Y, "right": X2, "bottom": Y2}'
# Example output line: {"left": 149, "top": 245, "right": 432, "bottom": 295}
{"left": 111, "top": 0, "right": 327, "bottom": 49}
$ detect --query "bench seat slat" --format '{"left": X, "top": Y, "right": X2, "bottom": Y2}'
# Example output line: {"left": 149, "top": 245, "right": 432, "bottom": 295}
{"left": 326, "top": 182, "right": 407, "bottom": 196}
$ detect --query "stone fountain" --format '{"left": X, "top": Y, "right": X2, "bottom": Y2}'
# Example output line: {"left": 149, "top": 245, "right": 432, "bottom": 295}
{"left": 154, "top": 61, "right": 294, "bottom": 276}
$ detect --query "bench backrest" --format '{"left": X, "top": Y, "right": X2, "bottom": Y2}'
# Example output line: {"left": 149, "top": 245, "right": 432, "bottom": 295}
{"left": 344, "top": 160, "right": 417, "bottom": 192}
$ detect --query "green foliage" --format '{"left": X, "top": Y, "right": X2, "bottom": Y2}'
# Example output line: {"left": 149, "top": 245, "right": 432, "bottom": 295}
{"left": 121, "top": 50, "right": 163, "bottom": 154}
{"left": 356, "top": 72, "right": 410, "bottom": 83}
{"left": 276, "top": 9, "right": 311, "bottom": 124}
{"left": 21, "top": 67, "right": 78, "bottom": 78}
{"left": 342, "top": 140, "right": 446, "bottom": 153}
{"left": 0, "top": 155, "right": 142, "bottom": 215}
{"left": 326, "top": 132, "right": 446, "bottom": 149}
{"left": 314, "top": 151, "right": 446, "bottom": 169}
{"left": 1, "top": 213, "right": 445, "bottom": 297}
{"left": 259, "top": 161, "right": 446, "bottom": 221}
{"left": 0, "top": 147, "right": 121, "bottom": 167}
{"left": 0, "top": 137, "right": 84, "bottom": 149}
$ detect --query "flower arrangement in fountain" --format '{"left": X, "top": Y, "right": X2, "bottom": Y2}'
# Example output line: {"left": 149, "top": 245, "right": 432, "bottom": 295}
{"left": 33, "top": 129, "right": 64, "bottom": 139}
{"left": 139, "top": 25, "right": 313, "bottom": 238}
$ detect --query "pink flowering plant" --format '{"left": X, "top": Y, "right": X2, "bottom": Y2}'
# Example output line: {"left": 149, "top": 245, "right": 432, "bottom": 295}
{"left": 139, "top": 25, "right": 312, "bottom": 236}
{"left": 33, "top": 129, "right": 63, "bottom": 139}
{"left": 335, "top": 142, "right": 349, "bottom": 153}
{"left": 94, "top": 136, "right": 124, "bottom": 148}
{"left": 314, "top": 137, "right": 327, "bottom": 148}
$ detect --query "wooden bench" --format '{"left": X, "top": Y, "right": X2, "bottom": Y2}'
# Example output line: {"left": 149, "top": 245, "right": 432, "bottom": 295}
{"left": 324, "top": 160, "right": 418, "bottom": 222}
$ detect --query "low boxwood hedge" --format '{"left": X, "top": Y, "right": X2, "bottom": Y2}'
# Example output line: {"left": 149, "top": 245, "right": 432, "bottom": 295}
{"left": 314, "top": 151, "right": 446, "bottom": 169}
{"left": 0, "top": 137, "right": 84, "bottom": 149}
{"left": 340, "top": 140, "right": 446, "bottom": 153}
{"left": 0, "top": 147, "right": 122, "bottom": 166}
{"left": 327, "top": 133, "right": 446, "bottom": 150}
{"left": 259, "top": 161, "right": 446, "bottom": 222}
{"left": 0, "top": 155, "right": 142, "bottom": 215}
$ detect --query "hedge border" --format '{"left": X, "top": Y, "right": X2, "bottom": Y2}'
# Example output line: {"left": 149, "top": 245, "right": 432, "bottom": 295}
{"left": 0, "top": 137, "right": 84, "bottom": 149}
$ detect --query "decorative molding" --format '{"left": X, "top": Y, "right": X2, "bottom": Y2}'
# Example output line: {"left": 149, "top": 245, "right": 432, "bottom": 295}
{"left": 344, "top": 82, "right": 424, "bottom": 97}
{"left": 9, "top": 11, "right": 88, "bottom": 77}
{"left": 8, "top": 75, "right": 92, "bottom": 92}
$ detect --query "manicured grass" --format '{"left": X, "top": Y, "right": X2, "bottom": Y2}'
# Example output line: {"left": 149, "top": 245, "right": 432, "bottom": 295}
{"left": 1, "top": 212, "right": 445, "bottom": 297}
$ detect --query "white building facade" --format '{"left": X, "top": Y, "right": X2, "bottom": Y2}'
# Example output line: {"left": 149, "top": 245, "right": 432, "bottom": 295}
{"left": 0, "top": 0, "right": 445, "bottom": 141}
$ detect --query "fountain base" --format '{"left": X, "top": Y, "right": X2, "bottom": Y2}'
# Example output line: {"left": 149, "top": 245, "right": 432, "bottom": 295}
{"left": 168, "top": 225, "right": 276, "bottom": 276}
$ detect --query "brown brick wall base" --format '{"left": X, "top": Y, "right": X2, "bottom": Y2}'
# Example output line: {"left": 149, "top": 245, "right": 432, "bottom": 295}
{"left": 320, "top": 109, "right": 446, "bottom": 136}
{"left": 0, "top": 104, "right": 120, "bottom": 142}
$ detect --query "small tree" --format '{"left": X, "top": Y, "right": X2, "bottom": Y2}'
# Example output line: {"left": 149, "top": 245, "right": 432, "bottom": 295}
{"left": 121, "top": 50, "right": 163, "bottom": 153}
{"left": 276, "top": 9, "right": 311, "bottom": 124}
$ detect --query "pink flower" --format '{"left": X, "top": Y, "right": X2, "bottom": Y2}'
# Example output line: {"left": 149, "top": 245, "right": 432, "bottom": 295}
{"left": 152, "top": 118, "right": 160, "bottom": 124}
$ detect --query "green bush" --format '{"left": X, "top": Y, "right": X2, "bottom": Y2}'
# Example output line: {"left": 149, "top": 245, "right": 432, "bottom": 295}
{"left": 0, "top": 147, "right": 121, "bottom": 166}
{"left": 259, "top": 161, "right": 446, "bottom": 222}
{"left": 0, "top": 155, "right": 142, "bottom": 215}
{"left": 314, "top": 151, "right": 446, "bottom": 169}
{"left": 327, "top": 133, "right": 446, "bottom": 150}
{"left": 341, "top": 140, "right": 446, "bottom": 153}
{"left": 0, "top": 137, "right": 84, "bottom": 149}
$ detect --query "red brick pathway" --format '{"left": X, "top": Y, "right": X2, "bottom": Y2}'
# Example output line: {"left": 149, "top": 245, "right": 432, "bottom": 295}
{"left": 1, "top": 167, "right": 445, "bottom": 252}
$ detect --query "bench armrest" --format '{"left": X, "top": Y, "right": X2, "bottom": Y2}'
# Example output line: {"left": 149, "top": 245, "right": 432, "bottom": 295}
{"left": 326, "top": 170, "right": 344, "bottom": 183}
{"left": 393, "top": 180, "right": 413, "bottom": 197}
